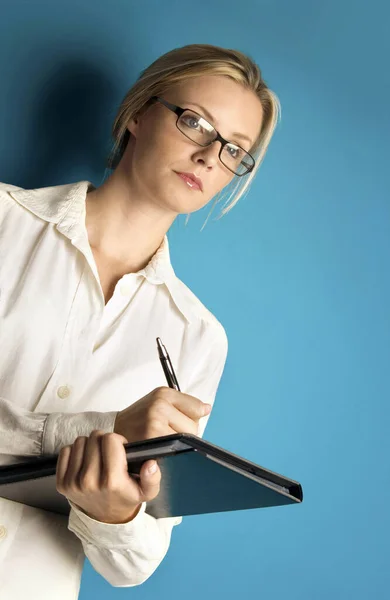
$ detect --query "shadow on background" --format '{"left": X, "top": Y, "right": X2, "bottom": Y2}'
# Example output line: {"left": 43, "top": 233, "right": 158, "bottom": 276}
{"left": 3, "top": 58, "right": 121, "bottom": 189}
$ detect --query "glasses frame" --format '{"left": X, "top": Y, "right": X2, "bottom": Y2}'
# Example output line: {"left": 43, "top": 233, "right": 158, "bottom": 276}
{"left": 150, "top": 96, "right": 255, "bottom": 176}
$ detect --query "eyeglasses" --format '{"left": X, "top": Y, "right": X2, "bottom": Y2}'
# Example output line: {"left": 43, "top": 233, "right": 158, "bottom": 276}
{"left": 150, "top": 96, "right": 255, "bottom": 176}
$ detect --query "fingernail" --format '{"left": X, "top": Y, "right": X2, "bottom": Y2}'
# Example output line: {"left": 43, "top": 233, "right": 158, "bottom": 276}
{"left": 148, "top": 461, "right": 157, "bottom": 474}
{"left": 203, "top": 404, "right": 211, "bottom": 415}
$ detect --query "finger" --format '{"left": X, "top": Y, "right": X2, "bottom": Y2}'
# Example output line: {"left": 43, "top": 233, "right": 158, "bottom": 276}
{"left": 146, "top": 424, "right": 177, "bottom": 440}
{"left": 166, "top": 403, "right": 201, "bottom": 435}
{"left": 138, "top": 460, "right": 161, "bottom": 502}
{"left": 99, "top": 435, "right": 151, "bottom": 508}
{"left": 66, "top": 436, "right": 88, "bottom": 485}
{"left": 99, "top": 432, "right": 133, "bottom": 485}
{"left": 78, "top": 430, "right": 105, "bottom": 486}
{"left": 56, "top": 446, "right": 72, "bottom": 491}
{"left": 166, "top": 389, "right": 211, "bottom": 421}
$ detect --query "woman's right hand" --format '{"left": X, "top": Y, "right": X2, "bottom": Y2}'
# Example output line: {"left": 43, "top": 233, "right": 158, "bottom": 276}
{"left": 69, "top": 387, "right": 209, "bottom": 518}
{"left": 113, "top": 386, "right": 211, "bottom": 444}
{"left": 56, "top": 389, "right": 212, "bottom": 524}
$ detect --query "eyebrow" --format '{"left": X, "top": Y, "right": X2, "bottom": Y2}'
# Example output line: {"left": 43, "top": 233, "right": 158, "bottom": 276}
{"left": 183, "top": 101, "right": 253, "bottom": 147}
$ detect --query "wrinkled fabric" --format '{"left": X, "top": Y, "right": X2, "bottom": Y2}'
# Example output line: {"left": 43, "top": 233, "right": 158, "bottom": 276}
{"left": 0, "top": 180, "right": 228, "bottom": 599}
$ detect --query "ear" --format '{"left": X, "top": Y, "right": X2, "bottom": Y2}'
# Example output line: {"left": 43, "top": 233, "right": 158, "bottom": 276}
{"left": 126, "top": 101, "right": 154, "bottom": 137}
{"left": 126, "top": 115, "right": 139, "bottom": 137}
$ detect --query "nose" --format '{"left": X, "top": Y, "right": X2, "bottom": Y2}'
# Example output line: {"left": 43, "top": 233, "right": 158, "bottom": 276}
{"left": 193, "top": 140, "right": 222, "bottom": 169}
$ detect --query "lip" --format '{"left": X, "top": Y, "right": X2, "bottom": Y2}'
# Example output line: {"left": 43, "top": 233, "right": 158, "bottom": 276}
{"left": 175, "top": 171, "right": 203, "bottom": 192}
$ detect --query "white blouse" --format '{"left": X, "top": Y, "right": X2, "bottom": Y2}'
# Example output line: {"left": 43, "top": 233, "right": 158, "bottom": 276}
{"left": 0, "top": 180, "right": 228, "bottom": 600}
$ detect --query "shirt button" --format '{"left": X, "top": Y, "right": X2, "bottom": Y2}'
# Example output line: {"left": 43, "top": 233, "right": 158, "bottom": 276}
{"left": 57, "top": 386, "right": 71, "bottom": 399}
{"left": 0, "top": 525, "right": 7, "bottom": 540}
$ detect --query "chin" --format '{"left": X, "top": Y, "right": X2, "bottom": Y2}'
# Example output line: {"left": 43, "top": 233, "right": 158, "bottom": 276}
{"left": 154, "top": 180, "right": 203, "bottom": 215}
{"left": 170, "top": 193, "right": 210, "bottom": 215}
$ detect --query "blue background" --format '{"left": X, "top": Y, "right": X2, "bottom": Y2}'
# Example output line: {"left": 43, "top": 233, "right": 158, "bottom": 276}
{"left": 1, "top": 0, "right": 389, "bottom": 598}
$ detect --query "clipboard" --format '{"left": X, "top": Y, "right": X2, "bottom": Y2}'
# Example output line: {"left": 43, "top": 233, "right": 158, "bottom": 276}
{"left": 0, "top": 433, "right": 303, "bottom": 518}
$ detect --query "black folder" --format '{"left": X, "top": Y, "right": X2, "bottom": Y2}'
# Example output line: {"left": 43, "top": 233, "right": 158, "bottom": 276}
{"left": 0, "top": 433, "right": 303, "bottom": 519}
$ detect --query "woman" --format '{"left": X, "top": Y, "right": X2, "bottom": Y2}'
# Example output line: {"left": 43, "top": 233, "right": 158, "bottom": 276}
{"left": 0, "top": 44, "right": 279, "bottom": 599}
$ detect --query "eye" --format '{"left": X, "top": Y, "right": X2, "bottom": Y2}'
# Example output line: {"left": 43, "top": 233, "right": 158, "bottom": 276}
{"left": 181, "top": 114, "right": 202, "bottom": 130}
{"left": 226, "top": 144, "right": 244, "bottom": 160}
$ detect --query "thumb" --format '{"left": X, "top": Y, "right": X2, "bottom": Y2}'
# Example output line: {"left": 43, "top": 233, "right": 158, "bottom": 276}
{"left": 138, "top": 460, "right": 161, "bottom": 502}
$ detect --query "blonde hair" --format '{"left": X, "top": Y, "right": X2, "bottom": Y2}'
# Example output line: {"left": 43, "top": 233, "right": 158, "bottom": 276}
{"left": 106, "top": 43, "right": 281, "bottom": 221}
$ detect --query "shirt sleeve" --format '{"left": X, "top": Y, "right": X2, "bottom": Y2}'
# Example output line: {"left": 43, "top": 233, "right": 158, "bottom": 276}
{"left": 66, "top": 323, "right": 228, "bottom": 587}
{"left": 0, "top": 395, "right": 118, "bottom": 459}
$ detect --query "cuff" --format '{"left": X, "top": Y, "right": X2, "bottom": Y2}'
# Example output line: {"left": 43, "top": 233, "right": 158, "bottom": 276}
{"left": 67, "top": 499, "right": 148, "bottom": 549}
{"left": 42, "top": 410, "right": 119, "bottom": 455}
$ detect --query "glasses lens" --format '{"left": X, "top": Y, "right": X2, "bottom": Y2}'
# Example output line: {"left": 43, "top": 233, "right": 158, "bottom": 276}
{"left": 177, "top": 110, "right": 215, "bottom": 145}
{"left": 177, "top": 110, "right": 254, "bottom": 175}
{"left": 220, "top": 144, "right": 254, "bottom": 175}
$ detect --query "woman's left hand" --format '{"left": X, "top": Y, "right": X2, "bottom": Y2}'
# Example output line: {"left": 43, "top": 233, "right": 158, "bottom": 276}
{"left": 56, "top": 429, "right": 160, "bottom": 524}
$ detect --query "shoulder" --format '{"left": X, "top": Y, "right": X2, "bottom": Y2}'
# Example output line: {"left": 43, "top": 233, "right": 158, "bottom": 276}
{"left": 0, "top": 182, "right": 26, "bottom": 222}
{"left": 0, "top": 181, "right": 25, "bottom": 202}
{"left": 0, "top": 182, "right": 24, "bottom": 193}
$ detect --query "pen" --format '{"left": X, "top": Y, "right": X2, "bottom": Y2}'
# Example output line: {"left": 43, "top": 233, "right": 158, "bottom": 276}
{"left": 156, "top": 337, "right": 181, "bottom": 391}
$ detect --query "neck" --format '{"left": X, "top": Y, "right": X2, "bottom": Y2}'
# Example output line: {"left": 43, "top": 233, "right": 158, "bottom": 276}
{"left": 85, "top": 166, "right": 177, "bottom": 273}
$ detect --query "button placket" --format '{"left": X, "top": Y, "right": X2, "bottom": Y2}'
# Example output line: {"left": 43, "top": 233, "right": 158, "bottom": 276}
{"left": 36, "top": 266, "right": 102, "bottom": 412}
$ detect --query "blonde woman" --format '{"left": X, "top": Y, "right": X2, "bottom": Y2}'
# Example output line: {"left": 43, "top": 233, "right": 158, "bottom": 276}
{"left": 0, "top": 44, "right": 279, "bottom": 599}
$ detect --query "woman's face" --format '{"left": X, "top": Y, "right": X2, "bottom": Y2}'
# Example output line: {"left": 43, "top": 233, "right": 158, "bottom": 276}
{"left": 123, "top": 74, "right": 264, "bottom": 215}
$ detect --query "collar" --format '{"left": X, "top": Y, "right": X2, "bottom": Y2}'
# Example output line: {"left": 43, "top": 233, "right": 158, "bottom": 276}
{"left": 8, "top": 180, "right": 197, "bottom": 323}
